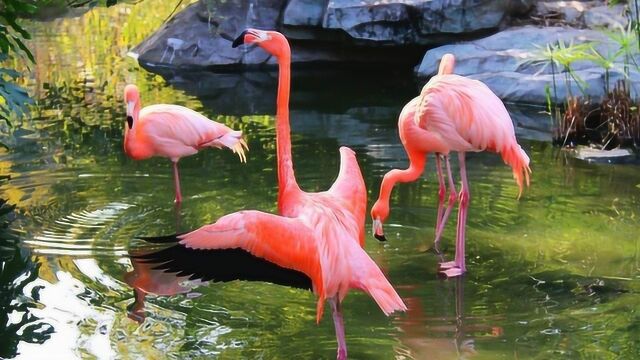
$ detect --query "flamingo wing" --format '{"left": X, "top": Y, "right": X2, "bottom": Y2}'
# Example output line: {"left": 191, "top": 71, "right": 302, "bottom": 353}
{"left": 327, "top": 147, "right": 367, "bottom": 247}
{"left": 416, "top": 74, "right": 517, "bottom": 153}
{"left": 135, "top": 210, "right": 323, "bottom": 292}
{"left": 133, "top": 242, "right": 312, "bottom": 290}
{"left": 140, "top": 104, "right": 247, "bottom": 161}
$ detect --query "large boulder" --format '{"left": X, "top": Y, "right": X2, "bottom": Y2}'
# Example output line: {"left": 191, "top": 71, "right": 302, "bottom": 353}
{"left": 322, "top": 0, "right": 533, "bottom": 45}
{"left": 416, "top": 25, "right": 640, "bottom": 104}
{"left": 131, "top": 0, "right": 285, "bottom": 68}
{"left": 132, "top": 0, "right": 535, "bottom": 69}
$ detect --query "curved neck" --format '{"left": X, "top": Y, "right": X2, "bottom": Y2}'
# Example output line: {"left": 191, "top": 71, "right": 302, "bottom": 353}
{"left": 377, "top": 150, "right": 426, "bottom": 208}
{"left": 275, "top": 54, "right": 300, "bottom": 205}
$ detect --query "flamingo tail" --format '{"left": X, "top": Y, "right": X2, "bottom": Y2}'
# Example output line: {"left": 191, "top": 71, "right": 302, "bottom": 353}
{"left": 210, "top": 130, "right": 248, "bottom": 163}
{"left": 354, "top": 254, "right": 407, "bottom": 316}
{"left": 500, "top": 144, "right": 531, "bottom": 199}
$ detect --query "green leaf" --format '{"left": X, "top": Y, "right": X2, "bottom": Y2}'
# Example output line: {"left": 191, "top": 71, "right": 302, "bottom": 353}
{"left": 0, "top": 68, "right": 20, "bottom": 79}
{"left": 11, "top": 36, "right": 34, "bottom": 63}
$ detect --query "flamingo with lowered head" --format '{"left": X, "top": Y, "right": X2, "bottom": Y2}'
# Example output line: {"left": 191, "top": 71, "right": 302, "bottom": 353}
{"left": 123, "top": 84, "right": 248, "bottom": 203}
{"left": 135, "top": 29, "right": 406, "bottom": 360}
{"left": 370, "top": 54, "right": 531, "bottom": 277}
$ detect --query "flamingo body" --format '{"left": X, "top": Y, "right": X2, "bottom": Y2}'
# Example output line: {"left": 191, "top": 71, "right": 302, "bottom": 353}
{"left": 371, "top": 54, "right": 530, "bottom": 277}
{"left": 411, "top": 74, "right": 530, "bottom": 190}
{"left": 123, "top": 85, "right": 247, "bottom": 202}
{"left": 138, "top": 30, "right": 404, "bottom": 359}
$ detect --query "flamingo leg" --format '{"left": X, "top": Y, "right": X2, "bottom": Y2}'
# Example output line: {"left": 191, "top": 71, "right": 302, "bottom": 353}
{"left": 330, "top": 297, "right": 348, "bottom": 360}
{"left": 441, "top": 152, "right": 469, "bottom": 277}
{"left": 434, "top": 153, "right": 446, "bottom": 247}
{"left": 435, "top": 155, "right": 458, "bottom": 249}
{"left": 127, "top": 288, "right": 147, "bottom": 323}
{"left": 172, "top": 161, "right": 183, "bottom": 203}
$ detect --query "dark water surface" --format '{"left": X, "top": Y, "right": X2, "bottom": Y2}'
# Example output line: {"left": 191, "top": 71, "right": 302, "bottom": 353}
{"left": 1, "top": 2, "right": 639, "bottom": 359}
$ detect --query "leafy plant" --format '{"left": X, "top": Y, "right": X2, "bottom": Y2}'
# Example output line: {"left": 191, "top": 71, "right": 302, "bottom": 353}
{"left": 527, "top": 40, "right": 593, "bottom": 103}
{"left": 0, "top": 0, "right": 36, "bottom": 126}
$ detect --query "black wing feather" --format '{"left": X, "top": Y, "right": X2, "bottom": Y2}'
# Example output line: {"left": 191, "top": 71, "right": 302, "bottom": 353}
{"left": 133, "top": 235, "right": 312, "bottom": 291}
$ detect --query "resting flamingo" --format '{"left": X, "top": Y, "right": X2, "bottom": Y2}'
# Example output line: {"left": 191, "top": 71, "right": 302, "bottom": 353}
{"left": 123, "top": 84, "right": 248, "bottom": 203}
{"left": 136, "top": 30, "right": 406, "bottom": 360}
{"left": 370, "top": 54, "right": 531, "bottom": 277}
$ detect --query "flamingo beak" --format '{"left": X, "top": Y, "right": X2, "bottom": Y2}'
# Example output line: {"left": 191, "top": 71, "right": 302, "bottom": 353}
{"left": 372, "top": 218, "right": 386, "bottom": 242}
{"left": 126, "top": 101, "right": 135, "bottom": 129}
{"left": 232, "top": 30, "right": 249, "bottom": 48}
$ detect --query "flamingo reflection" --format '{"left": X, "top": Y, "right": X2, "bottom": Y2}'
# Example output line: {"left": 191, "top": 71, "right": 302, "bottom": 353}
{"left": 397, "top": 278, "right": 503, "bottom": 359}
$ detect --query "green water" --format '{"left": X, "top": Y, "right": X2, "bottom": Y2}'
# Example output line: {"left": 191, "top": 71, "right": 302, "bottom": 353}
{"left": 1, "top": 2, "right": 639, "bottom": 359}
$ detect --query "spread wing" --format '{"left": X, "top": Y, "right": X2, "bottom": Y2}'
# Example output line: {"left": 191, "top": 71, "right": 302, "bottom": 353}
{"left": 133, "top": 210, "right": 323, "bottom": 292}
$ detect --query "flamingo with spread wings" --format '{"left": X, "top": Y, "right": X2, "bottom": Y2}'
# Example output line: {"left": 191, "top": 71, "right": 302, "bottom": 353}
{"left": 123, "top": 84, "right": 247, "bottom": 203}
{"left": 135, "top": 30, "right": 405, "bottom": 360}
{"left": 370, "top": 54, "right": 531, "bottom": 277}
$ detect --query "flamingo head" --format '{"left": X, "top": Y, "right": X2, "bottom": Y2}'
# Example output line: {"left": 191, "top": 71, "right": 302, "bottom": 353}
{"left": 370, "top": 200, "right": 389, "bottom": 242}
{"left": 232, "top": 28, "right": 289, "bottom": 58}
{"left": 124, "top": 84, "right": 140, "bottom": 129}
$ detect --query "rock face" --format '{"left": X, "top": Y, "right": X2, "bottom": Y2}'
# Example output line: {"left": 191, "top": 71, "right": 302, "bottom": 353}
{"left": 131, "top": 0, "right": 633, "bottom": 107}
{"left": 321, "top": 0, "right": 527, "bottom": 45}
{"left": 416, "top": 26, "right": 640, "bottom": 104}
{"left": 132, "top": 0, "right": 284, "bottom": 68}
{"left": 532, "top": 1, "right": 627, "bottom": 29}
{"left": 132, "top": 0, "right": 535, "bottom": 69}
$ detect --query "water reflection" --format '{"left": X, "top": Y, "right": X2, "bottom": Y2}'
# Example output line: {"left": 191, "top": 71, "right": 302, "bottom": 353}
{"left": 0, "top": 0, "right": 637, "bottom": 357}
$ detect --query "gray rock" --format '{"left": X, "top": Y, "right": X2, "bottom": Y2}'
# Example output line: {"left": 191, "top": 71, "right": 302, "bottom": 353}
{"left": 573, "top": 145, "right": 636, "bottom": 163}
{"left": 283, "top": 0, "right": 328, "bottom": 27}
{"left": 584, "top": 4, "right": 628, "bottom": 29}
{"left": 132, "top": 0, "right": 284, "bottom": 68}
{"left": 416, "top": 25, "right": 640, "bottom": 105}
{"left": 534, "top": 1, "right": 592, "bottom": 24}
{"left": 322, "top": 0, "right": 535, "bottom": 45}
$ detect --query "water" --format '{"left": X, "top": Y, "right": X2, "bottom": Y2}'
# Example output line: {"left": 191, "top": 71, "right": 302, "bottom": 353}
{"left": 1, "top": 1, "right": 639, "bottom": 359}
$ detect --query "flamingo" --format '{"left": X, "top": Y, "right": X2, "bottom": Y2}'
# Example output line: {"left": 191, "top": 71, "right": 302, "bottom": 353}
{"left": 123, "top": 84, "right": 248, "bottom": 203}
{"left": 370, "top": 54, "right": 531, "bottom": 277}
{"left": 135, "top": 29, "right": 406, "bottom": 359}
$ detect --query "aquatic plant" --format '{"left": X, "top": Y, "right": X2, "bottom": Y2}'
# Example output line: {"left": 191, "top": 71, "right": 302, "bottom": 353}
{"left": 546, "top": 2, "right": 640, "bottom": 151}
{"left": 528, "top": 40, "right": 592, "bottom": 102}
{"left": 600, "top": 80, "right": 640, "bottom": 148}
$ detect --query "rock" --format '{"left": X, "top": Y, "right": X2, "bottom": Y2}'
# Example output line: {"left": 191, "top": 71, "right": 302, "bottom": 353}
{"left": 584, "top": 4, "right": 628, "bottom": 29}
{"left": 534, "top": 1, "right": 591, "bottom": 24}
{"left": 322, "top": 0, "right": 535, "bottom": 45}
{"left": 133, "top": 0, "right": 536, "bottom": 68}
{"left": 532, "top": 1, "right": 629, "bottom": 29}
{"left": 283, "top": 0, "right": 328, "bottom": 27}
{"left": 132, "top": 0, "right": 284, "bottom": 68}
{"left": 416, "top": 25, "right": 640, "bottom": 105}
{"left": 573, "top": 145, "right": 636, "bottom": 163}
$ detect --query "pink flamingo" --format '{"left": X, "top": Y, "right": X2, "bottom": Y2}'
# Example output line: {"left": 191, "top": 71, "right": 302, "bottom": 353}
{"left": 137, "top": 30, "right": 406, "bottom": 360}
{"left": 123, "top": 84, "right": 248, "bottom": 203}
{"left": 370, "top": 54, "right": 531, "bottom": 277}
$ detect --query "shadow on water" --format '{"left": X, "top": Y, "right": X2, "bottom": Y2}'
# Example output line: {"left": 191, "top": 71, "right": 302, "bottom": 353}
{"left": 0, "top": 197, "right": 53, "bottom": 359}
{"left": 0, "top": 0, "right": 638, "bottom": 357}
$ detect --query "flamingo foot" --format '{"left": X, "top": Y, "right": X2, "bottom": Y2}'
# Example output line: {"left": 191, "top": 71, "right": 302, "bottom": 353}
{"left": 438, "top": 261, "right": 457, "bottom": 269}
{"left": 439, "top": 266, "right": 465, "bottom": 278}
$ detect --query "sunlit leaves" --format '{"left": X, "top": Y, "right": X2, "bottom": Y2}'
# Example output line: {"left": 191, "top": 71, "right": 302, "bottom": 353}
{"left": 0, "top": 0, "right": 36, "bottom": 129}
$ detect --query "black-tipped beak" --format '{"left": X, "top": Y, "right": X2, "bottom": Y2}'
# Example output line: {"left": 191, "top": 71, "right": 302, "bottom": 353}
{"left": 127, "top": 115, "right": 133, "bottom": 129}
{"left": 232, "top": 30, "right": 248, "bottom": 48}
{"left": 374, "top": 233, "right": 387, "bottom": 242}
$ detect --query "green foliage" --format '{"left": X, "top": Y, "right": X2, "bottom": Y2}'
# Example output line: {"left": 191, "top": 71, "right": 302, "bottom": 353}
{"left": 527, "top": 40, "right": 593, "bottom": 101}
{"left": 0, "top": 0, "right": 36, "bottom": 127}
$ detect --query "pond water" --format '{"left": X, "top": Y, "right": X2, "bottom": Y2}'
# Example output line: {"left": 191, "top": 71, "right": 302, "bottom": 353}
{"left": 1, "top": 1, "right": 639, "bottom": 359}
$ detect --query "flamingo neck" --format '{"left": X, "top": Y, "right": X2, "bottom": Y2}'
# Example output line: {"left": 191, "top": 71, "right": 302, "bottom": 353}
{"left": 378, "top": 150, "right": 426, "bottom": 209}
{"left": 275, "top": 54, "right": 300, "bottom": 207}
